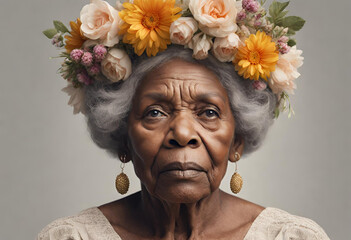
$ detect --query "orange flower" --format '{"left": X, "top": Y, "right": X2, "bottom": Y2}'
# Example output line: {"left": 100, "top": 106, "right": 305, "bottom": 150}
{"left": 119, "top": 0, "right": 182, "bottom": 57}
{"left": 65, "top": 18, "right": 86, "bottom": 53}
{"left": 234, "top": 31, "right": 279, "bottom": 81}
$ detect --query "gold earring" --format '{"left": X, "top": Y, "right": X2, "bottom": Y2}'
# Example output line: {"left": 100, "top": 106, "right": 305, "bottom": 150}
{"left": 115, "top": 155, "right": 130, "bottom": 195}
{"left": 230, "top": 152, "right": 243, "bottom": 194}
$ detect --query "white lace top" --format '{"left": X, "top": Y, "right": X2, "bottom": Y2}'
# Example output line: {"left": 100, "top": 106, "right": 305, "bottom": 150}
{"left": 37, "top": 207, "right": 330, "bottom": 240}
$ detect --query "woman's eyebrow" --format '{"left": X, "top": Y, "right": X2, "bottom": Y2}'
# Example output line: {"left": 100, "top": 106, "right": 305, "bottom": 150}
{"left": 195, "top": 93, "right": 226, "bottom": 103}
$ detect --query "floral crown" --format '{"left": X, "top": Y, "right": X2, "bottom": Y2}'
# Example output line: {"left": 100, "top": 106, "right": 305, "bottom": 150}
{"left": 44, "top": 0, "right": 305, "bottom": 117}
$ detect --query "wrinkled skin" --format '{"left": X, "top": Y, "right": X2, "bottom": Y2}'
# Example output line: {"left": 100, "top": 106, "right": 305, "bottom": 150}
{"left": 99, "top": 59, "right": 265, "bottom": 240}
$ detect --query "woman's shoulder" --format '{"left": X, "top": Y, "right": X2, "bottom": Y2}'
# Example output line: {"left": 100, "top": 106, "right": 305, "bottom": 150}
{"left": 36, "top": 207, "right": 121, "bottom": 240}
{"left": 244, "top": 207, "right": 330, "bottom": 240}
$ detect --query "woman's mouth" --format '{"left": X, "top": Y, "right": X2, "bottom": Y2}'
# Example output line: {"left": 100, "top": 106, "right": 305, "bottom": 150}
{"left": 159, "top": 162, "right": 206, "bottom": 178}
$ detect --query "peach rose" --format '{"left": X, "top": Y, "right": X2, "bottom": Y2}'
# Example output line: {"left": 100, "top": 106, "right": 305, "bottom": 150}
{"left": 269, "top": 46, "right": 304, "bottom": 94}
{"left": 170, "top": 17, "right": 198, "bottom": 45}
{"left": 212, "top": 33, "right": 241, "bottom": 62}
{"left": 188, "top": 33, "right": 213, "bottom": 60}
{"left": 80, "top": 0, "right": 121, "bottom": 47}
{"left": 189, "top": 0, "right": 238, "bottom": 37}
{"left": 101, "top": 48, "right": 132, "bottom": 82}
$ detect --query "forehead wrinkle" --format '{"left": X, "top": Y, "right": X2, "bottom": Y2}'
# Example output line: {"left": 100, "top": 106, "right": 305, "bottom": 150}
{"left": 154, "top": 72, "right": 217, "bottom": 82}
{"left": 140, "top": 80, "right": 227, "bottom": 106}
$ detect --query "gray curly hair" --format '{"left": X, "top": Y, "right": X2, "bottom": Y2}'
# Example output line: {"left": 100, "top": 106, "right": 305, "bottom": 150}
{"left": 84, "top": 45, "right": 277, "bottom": 158}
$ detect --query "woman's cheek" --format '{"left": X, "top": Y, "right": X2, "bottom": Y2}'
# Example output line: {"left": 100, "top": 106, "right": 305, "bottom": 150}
{"left": 128, "top": 121, "right": 165, "bottom": 180}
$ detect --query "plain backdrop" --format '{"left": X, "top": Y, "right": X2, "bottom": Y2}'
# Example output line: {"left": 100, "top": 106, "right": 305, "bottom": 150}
{"left": 0, "top": 0, "right": 350, "bottom": 239}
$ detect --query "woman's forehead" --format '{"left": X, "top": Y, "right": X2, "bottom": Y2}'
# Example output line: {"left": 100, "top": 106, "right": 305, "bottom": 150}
{"left": 148, "top": 59, "right": 218, "bottom": 80}
{"left": 137, "top": 59, "right": 227, "bottom": 95}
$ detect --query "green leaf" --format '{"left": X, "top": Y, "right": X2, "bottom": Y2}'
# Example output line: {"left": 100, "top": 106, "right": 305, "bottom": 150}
{"left": 53, "top": 20, "right": 69, "bottom": 33}
{"left": 43, "top": 28, "right": 58, "bottom": 39}
{"left": 281, "top": 16, "right": 306, "bottom": 31}
{"left": 275, "top": 17, "right": 284, "bottom": 26}
{"left": 287, "top": 38, "right": 296, "bottom": 47}
{"left": 269, "top": 1, "right": 290, "bottom": 19}
{"left": 277, "top": 10, "right": 288, "bottom": 19}
{"left": 286, "top": 28, "right": 296, "bottom": 36}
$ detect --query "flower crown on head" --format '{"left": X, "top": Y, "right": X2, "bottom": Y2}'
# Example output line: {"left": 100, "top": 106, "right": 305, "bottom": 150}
{"left": 44, "top": 0, "right": 305, "bottom": 117}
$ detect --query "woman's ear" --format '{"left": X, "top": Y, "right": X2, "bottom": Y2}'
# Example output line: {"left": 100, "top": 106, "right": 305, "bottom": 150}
{"left": 228, "top": 135, "right": 245, "bottom": 163}
{"left": 117, "top": 136, "right": 133, "bottom": 163}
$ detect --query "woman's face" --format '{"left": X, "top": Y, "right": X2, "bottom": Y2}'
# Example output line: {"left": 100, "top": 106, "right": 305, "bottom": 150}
{"left": 127, "top": 59, "right": 241, "bottom": 203}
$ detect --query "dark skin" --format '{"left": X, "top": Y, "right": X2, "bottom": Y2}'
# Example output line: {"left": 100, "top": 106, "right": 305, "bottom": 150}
{"left": 99, "top": 59, "right": 265, "bottom": 240}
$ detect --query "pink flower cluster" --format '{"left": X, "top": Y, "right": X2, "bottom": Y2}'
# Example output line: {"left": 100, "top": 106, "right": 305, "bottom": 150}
{"left": 242, "top": 0, "right": 260, "bottom": 13}
{"left": 277, "top": 36, "right": 290, "bottom": 54}
{"left": 69, "top": 45, "right": 108, "bottom": 85}
{"left": 51, "top": 33, "right": 64, "bottom": 47}
{"left": 77, "top": 70, "right": 93, "bottom": 85}
{"left": 236, "top": 10, "right": 247, "bottom": 21}
{"left": 70, "top": 45, "right": 107, "bottom": 66}
{"left": 93, "top": 45, "right": 107, "bottom": 62}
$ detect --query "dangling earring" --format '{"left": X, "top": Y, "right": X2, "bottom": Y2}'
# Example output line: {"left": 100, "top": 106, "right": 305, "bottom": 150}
{"left": 230, "top": 152, "right": 243, "bottom": 194}
{"left": 115, "top": 155, "right": 130, "bottom": 195}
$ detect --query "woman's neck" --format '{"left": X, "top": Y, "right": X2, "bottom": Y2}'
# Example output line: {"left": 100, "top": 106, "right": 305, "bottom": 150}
{"left": 140, "top": 185, "right": 225, "bottom": 239}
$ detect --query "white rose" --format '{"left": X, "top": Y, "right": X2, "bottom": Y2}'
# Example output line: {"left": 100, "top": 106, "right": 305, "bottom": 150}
{"left": 213, "top": 33, "right": 241, "bottom": 62}
{"left": 80, "top": 0, "right": 121, "bottom": 47}
{"left": 188, "top": 33, "right": 213, "bottom": 60}
{"left": 101, "top": 48, "right": 132, "bottom": 82}
{"left": 170, "top": 17, "right": 198, "bottom": 45}
{"left": 189, "top": 0, "right": 238, "bottom": 37}
{"left": 269, "top": 46, "right": 304, "bottom": 94}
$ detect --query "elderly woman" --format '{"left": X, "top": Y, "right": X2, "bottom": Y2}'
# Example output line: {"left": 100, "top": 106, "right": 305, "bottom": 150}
{"left": 39, "top": 0, "right": 330, "bottom": 239}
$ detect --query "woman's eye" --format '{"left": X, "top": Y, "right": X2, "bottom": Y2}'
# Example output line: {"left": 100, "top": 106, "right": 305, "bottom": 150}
{"left": 201, "top": 109, "right": 219, "bottom": 118}
{"left": 146, "top": 109, "right": 164, "bottom": 118}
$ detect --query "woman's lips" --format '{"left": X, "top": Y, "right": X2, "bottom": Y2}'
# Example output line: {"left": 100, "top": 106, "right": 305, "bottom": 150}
{"left": 159, "top": 162, "right": 206, "bottom": 178}
{"left": 161, "top": 169, "right": 204, "bottom": 178}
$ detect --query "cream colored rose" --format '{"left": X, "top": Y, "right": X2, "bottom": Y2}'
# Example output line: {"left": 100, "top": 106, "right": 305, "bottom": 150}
{"left": 213, "top": 33, "right": 241, "bottom": 62}
{"left": 188, "top": 33, "right": 213, "bottom": 60}
{"left": 170, "top": 17, "right": 198, "bottom": 45}
{"left": 189, "top": 0, "right": 238, "bottom": 37}
{"left": 269, "top": 46, "right": 304, "bottom": 94}
{"left": 101, "top": 48, "right": 132, "bottom": 82}
{"left": 80, "top": 0, "right": 121, "bottom": 47}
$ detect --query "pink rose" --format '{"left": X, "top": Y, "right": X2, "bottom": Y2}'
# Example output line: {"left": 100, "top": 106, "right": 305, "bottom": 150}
{"left": 170, "top": 17, "right": 198, "bottom": 45}
{"left": 269, "top": 46, "right": 304, "bottom": 94}
{"left": 101, "top": 48, "right": 132, "bottom": 82}
{"left": 80, "top": 0, "right": 121, "bottom": 47}
{"left": 189, "top": 0, "right": 238, "bottom": 37}
{"left": 212, "top": 33, "right": 241, "bottom": 62}
{"left": 188, "top": 33, "right": 213, "bottom": 60}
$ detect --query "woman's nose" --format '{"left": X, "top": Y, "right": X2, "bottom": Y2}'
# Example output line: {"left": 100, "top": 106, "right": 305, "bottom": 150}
{"left": 163, "top": 112, "right": 201, "bottom": 148}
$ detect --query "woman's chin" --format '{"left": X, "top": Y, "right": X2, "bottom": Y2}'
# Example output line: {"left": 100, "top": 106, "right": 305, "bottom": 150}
{"left": 154, "top": 176, "right": 211, "bottom": 203}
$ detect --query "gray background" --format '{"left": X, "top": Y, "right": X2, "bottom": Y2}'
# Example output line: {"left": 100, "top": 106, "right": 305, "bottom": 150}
{"left": 0, "top": 0, "right": 350, "bottom": 239}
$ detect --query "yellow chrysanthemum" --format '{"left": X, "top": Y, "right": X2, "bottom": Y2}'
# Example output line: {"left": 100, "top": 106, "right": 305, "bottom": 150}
{"left": 234, "top": 31, "right": 279, "bottom": 81}
{"left": 65, "top": 18, "right": 86, "bottom": 53}
{"left": 119, "top": 0, "right": 182, "bottom": 57}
